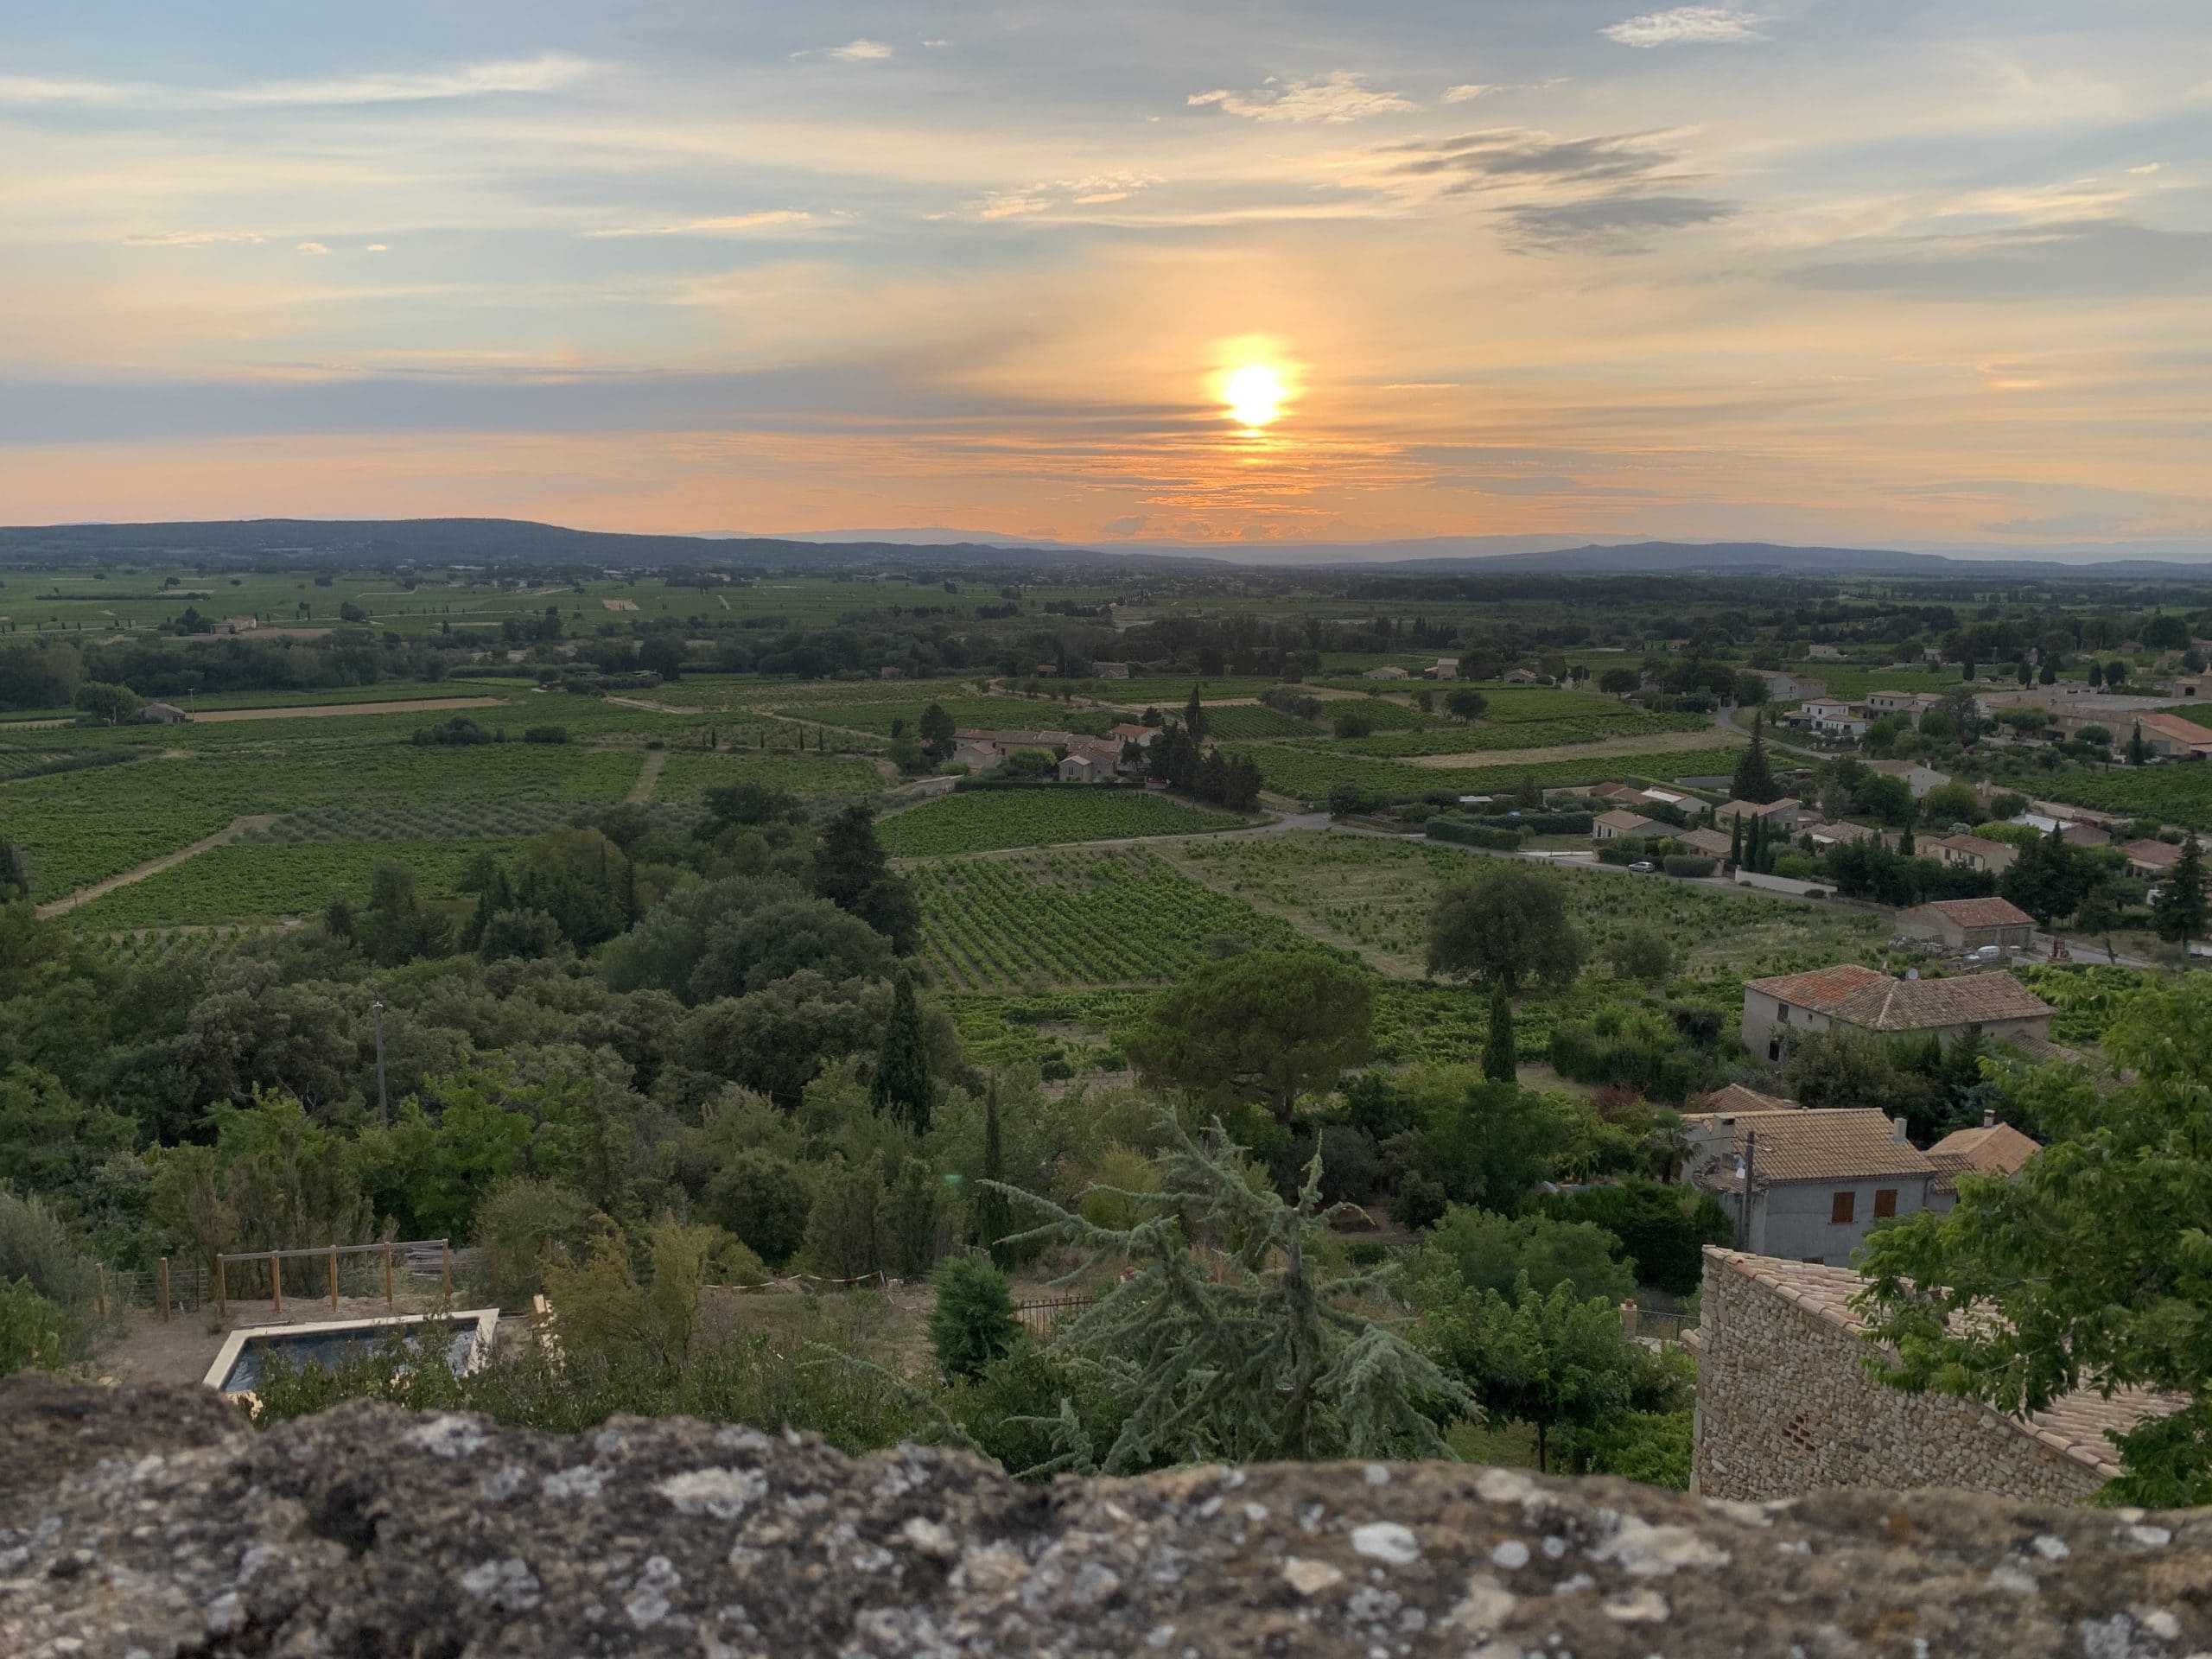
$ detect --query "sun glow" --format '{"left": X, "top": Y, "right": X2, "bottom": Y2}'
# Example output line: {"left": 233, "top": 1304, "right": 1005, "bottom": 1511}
{"left": 1224, "top": 362, "right": 1287, "bottom": 429}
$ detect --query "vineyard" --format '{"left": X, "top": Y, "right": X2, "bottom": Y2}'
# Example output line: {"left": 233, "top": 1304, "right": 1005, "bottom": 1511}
{"left": 1165, "top": 831, "right": 1884, "bottom": 978}
{"left": 2034, "top": 767, "right": 2212, "bottom": 832}
{"left": 1314, "top": 709, "right": 1708, "bottom": 758}
{"left": 652, "top": 750, "right": 885, "bottom": 803}
{"left": 912, "top": 848, "right": 1325, "bottom": 991}
{"left": 1185, "top": 705, "right": 1323, "bottom": 740}
{"left": 69, "top": 838, "right": 515, "bottom": 929}
{"left": 880, "top": 788, "right": 1243, "bottom": 857}
{"left": 1223, "top": 743, "right": 1748, "bottom": 807}
{"left": 774, "top": 696, "right": 1115, "bottom": 738}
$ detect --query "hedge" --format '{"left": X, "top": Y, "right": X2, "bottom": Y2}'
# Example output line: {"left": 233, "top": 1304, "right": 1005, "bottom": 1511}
{"left": 1426, "top": 817, "right": 1524, "bottom": 850}
{"left": 1661, "top": 855, "right": 1719, "bottom": 878}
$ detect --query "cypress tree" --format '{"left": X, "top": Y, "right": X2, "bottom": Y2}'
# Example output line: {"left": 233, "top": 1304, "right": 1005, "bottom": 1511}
{"left": 2156, "top": 837, "right": 2208, "bottom": 966}
{"left": 1183, "top": 683, "right": 1210, "bottom": 742}
{"left": 870, "top": 970, "right": 934, "bottom": 1133}
{"left": 1481, "top": 983, "right": 1517, "bottom": 1083}
{"left": 1730, "top": 711, "right": 1778, "bottom": 804}
{"left": 1726, "top": 814, "right": 1743, "bottom": 868}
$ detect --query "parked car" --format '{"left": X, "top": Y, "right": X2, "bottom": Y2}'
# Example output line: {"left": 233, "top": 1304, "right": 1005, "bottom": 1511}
{"left": 1627, "top": 860, "right": 1658, "bottom": 874}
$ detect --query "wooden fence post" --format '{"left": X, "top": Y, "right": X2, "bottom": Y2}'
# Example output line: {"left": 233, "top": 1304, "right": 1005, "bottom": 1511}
{"left": 158, "top": 1258, "right": 171, "bottom": 1325}
{"left": 328, "top": 1246, "right": 340, "bottom": 1311}
{"left": 270, "top": 1249, "right": 283, "bottom": 1315}
{"left": 441, "top": 1242, "right": 451, "bottom": 1300}
{"left": 383, "top": 1243, "right": 395, "bottom": 1306}
{"left": 216, "top": 1257, "right": 227, "bottom": 1320}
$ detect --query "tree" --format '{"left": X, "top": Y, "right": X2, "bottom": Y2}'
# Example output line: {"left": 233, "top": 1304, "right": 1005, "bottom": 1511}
{"left": 930, "top": 1256, "right": 1020, "bottom": 1380}
{"left": 2001, "top": 824, "right": 2091, "bottom": 927}
{"left": 1446, "top": 687, "right": 1489, "bottom": 723}
{"left": 0, "top": 840, "right": 27, "bottom": 901}
{"left": 1416, "top": 1205, "right": 1635, "bottom": 1304}
{"left": 1479, "top": 985, "right": 1516, "bottom": 1082}
{"left": 1922, "top": 780, "right": 1980, "bottom": 824}
{"left": 799, "top": 1155, "right": 887, "bottom": 1279}
{"left": 72, "top": 681, "right": 141, "bottom": 725}
{"left": 917, "top": 702, "right": 957, "bottom": 765}
{"left": 1126, "top": 951, "right": 1374, "bottom": 1124}
{"left": 2073, "top": 872, "right": 2126, "bottom": 964}
{"left": 1729, "top": 711, "right": 1778, "bottom": 803}
{"left": 2128, "top": 721, "right": 2151, "bottom": 767}
{"left": 998, "top": 1116, "right": 1469, "bottom": 1471}
{"left": 2156, "top": 836, "right": 2209, "bottom": 964}
{"left": 1732, "top": 670, "right": 1770, "bottom": 707}
{"left": 1599, "top": 667, "right": 1639, "bottom": 696}
{"left": 1417, "top": 1274, "right": 1651, "bottom": 1471}
{"left": 812, "top": 804, "right": 918, "bottom": 952}
{"left": 1610, "top": 926, "right": 1674, "bottom": 982}
{"left": 1429, "top": 865, "right": 1586, "bottom": 1074}
{"left": 974, "top": 1079, "right": 1015, "bottom": 1268}
{"left": 868, "top": 970, "right": 933, "bottom": 1133}
{"left": 1858, "top": 976, "right": 2212, "bottom": 1503}
{"left": 1540, "top": 1179, "right": 1732, "bottom": 1296}
{"left": 702, "top": 1149, "right": 812, "bottom": 1267}
{"left": 1182, "top": 684, "right": 1210, "bottom": 742}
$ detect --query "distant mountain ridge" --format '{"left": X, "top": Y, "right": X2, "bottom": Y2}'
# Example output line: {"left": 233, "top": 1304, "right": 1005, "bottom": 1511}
{"left": 2, "top": 518, "right": 2209, "bottom": 579}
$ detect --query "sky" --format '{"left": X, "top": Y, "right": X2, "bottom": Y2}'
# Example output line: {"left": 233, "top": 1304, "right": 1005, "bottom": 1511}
{"left": 2, "top": 1, "right": 2209, "bottom": 554}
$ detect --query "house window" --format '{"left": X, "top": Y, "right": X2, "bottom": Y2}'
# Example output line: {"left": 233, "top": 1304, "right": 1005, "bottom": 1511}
{"left": 1777, "top": 1005, "right": 1790, "bottom": 1023}
{"left": 1767, "top": 1039, "right": 1782, "bottom": 1062}
{"left": 1873, "top": 1189, "right": 1897, "bottom": 1218}
{"left": 1831, "top": 1192, "right": 1857, "bottom": 1225}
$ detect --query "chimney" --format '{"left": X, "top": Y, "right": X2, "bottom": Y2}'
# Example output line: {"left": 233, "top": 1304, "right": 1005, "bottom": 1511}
{"left": 1983, "top": 1106, "right": 1997, "bottom": 1128}
{"left": 1891, "top": 1116, "right": 1910, "bottom": 1144}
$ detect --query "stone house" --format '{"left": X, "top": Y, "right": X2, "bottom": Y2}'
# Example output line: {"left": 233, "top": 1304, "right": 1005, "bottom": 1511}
{"left": 1690, "top": 1248, "right": 2177, "bottom": 1502}
{"left": 133, "top": 702, "right": 188, "bottom": 724}
{"left": 2129, "top": 710, "right": 2212, "bottom": 760}
{"left": 1679, "top": 1106, "right": 1938, "bottom": 1264}
{"left": 877, "top": 666, "right": 907, "bottom": 680}
{"left": 1592, "top": 809, "right": 1665, "bottom": 842}
{"left": 1677, "top": 826, "right": 1734, "bottom": 860}
{"left": 1798, "top": 699, "right": 1869, "bottom": 739}
{"left": 1363, "top": 666, "right": 1409, "bottom": 682}
{"left": 1897, "top": 896, "right": 2037, "bottom": 953}
{"left": 1925, "top": 1114, "right": 2041, "bottom": 1214}
{"left": 1804, "top": 644, "right": 1845, "bottom": 661}
{"left": 1864, "top": 690, "right": 1940, "bottom": 720}
{"left": 1802, "top": 820, "right": 1875, "bottom": 850}
{"left": 1764, "top": 671, "right": 1827, "bottom": 702}
{"left": 1501, "top": 668, "right": 1542, "bottom": 684}
{"left": 215, "top": 615, "right": 259, "bottom": 634}
{"left": 2124, "top": 838, "right": 2185, "bottom": 880}
{"left": 1714, "top": 797, "right": 1802, "bottom": 833}
{"left": 1426, "top": 658, "right": 1459, "bottom": 680}
{"left": 1923, "top": 832, "right": 2018, "bottom": 876}
{"left": 1862, "top": 758, "right": 1948, "bottom": 798}
{"left": 1739, "top": 962, "right": 2056, "bottom": 1064}
{"left": 1088, "top": 662, "right": 1130, "bottom": 681}
{"left": 1057, "top": 749, "right": 1117, "bottom": 784}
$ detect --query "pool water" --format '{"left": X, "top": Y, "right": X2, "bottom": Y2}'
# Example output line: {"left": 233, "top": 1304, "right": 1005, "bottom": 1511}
{"left": 219, "top": 1319, "right": 477, "bottom": 1393}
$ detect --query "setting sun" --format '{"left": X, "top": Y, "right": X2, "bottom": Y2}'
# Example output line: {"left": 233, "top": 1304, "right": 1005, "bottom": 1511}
{"left": 1224, "top": 363, "right": 1287, "bottom": 429}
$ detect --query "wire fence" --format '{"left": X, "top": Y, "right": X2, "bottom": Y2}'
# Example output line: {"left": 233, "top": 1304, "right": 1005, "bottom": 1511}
{"left": 1013, "top": 1294, "right": 1096, "bottom": 1333}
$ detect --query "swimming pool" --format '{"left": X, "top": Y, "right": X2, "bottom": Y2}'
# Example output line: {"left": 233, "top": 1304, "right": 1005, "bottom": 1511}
{"left": 203, "top": 1308, "right": 499, "bottom": 1394}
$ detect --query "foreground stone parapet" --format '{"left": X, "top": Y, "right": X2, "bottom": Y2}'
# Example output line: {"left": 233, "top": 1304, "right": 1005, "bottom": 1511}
{"left": 3, "top": 1376, "right": 2209, "bottom": 1657}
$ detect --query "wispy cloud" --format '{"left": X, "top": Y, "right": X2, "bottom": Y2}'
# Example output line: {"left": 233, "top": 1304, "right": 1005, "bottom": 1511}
{"left": 1501, "top": 192, "right": 1734, "bottom": 251}
{"left": 0, "top": 52, "right": 599, "bottom": 108}
{"left": 1602, "top": 8, "right": 1768, "bottom": 48}
{"left": 582, "top": 210, "right": 813, "bottom": 239}
{"left": 295, "top": 242, "right": 331, "bottom": 256}
{"left": 122, "top": 229, "right": 268, "bottom": 248}
{"left": 1188, "top": 72, "right": 1417, "bottom": 124}
{"left": 798, "top": 39, "right": 893, "bottom": 63}
{"left": 966, "top": 175, "right": 1162, "bottom": 221}
{"left": 1443, "top": 85, "right": 1499, "bottom": 104}
{"left": 1376, "top": 127, "right": 1694, "bottom": 192}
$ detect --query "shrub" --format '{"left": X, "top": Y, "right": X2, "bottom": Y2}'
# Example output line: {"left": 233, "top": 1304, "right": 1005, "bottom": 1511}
{"left": 523, "top": 725, "right": 570, "bottom": 744}
{"left": 1312, "top": 1125, "right": 1383, "bottom": 1206}
{"left": 473, "top": 1178, "right": 598, "bottom": 1305}
{"left": 703, "top": 1149, "right": 813, "bottom": 1268}
{"left": 1661, "top": 855, "right": 1718, "bottom": 878}
{"left": 1427, "top": 817, "right": 1523, "bottom": 850}
{"left": 929, "top": 1256, "right": 1021, "bottom": 1380}
{"left": 1609, "top": 927, "right": 1675, "bottom": 982}
{"left": 1541, "top": 1179, "right": 1732, "bottom": 1295}
{"left": 798, "top": 1156, "right": 886, "bottom": 1279}
{"left": 0, "top": 1190, "right": 99, "bottom": 1315}
{"left": 0, "top": 1277, "right": 78, "bottom": 1377}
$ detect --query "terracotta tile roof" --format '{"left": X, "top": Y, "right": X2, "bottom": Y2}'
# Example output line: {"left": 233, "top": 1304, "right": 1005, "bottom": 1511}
{"left": 1926, "top": 833, "right": 2012, "bottom": 861}
{"left": 1678, "top": 827, "right": 1734, "bottom": 857}
{"left": 1703, "top": 1249, "right": 2179, "bottom": 1481}
{"left": 1695, "top": 1083, "right": 1803, "bottom": 1114}
{"left": 1684, "top": 1107, "right": 1936, "bottom": 1185}
{"left": 1745, "top": 963, "right": 2055, "bottom": 1032}
{"left": 1594, "top": 809, "right": 1662, "bottom": 833}
{"left": 1921, "top": 897, "right": 2036, "bottom": 930}
{"left": 1926, "top": 1121, "right": 2041, "bottom": 1178}
{"left": 2124, "top": 838, "right": 2183, "bottom": 868}
{"left": 1716, "top": 797, "right": 1799, "bottom": 821}
{"left": 2135, "top": 711, "right": 2212, "bottom": 747}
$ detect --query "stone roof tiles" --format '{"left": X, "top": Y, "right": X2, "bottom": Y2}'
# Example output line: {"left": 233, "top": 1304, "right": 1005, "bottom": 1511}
{"left": 1745, "top": 963, "right": 2055, "bottom": 1032}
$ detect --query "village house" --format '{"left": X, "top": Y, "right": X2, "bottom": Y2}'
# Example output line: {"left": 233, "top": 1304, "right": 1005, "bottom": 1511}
{"left": 2123, "top": 837, "right": 2186, "bottom": 880}
{"left": 1763, "top": 671, "right": 1827, "bottom": 702}
{"left": 214, "top": 615, "right": 259, "bottom": 635}
{"left": 1087, "top": 661, "right": 1131, "bottom": 681}
{"left": 1056, "top": 741, "right": 1120, "bottom": 784}
{"left": 1363, "top": 665, "right": 1409, "bottom": 682}
{"left": 1108, "top": 722, "right": 1152, "bottom": 745}
{"left": 1679, "top": 1105, "right": 1939, "bottom": 1264}
{"left": 877, "top": 665, "right": 907, "bottom": 679}
{"left": 1801, "top": 820, "right": 1877, "bottom": 851}
{"left": 2127, "top": 710, "right": 2212, "bottom": 760}
{"left": 1425, "top": 658, "right": 1460, "bottom": 680}
{"left": 1923, "top": 831, "right": 2018, "bottom": 876}
{"left": 1864, "top": 690, "right": 1940, "bottom": 719}
{"left": 1739, "top": 962, "right": 2056, "bottom": 1063}
{"left": 1691, "top": 1248, "right": 2177, "bottom": 1503}
{"left": 1797, "top": 698, "right": 1870, "bottom": 739}
{"left": 1897, "top": 896, "right": 2037, "bottom": 954}
{"left": 1500, "top": 667, "right": 1543, "bottom": 684}
{"left": 1592, "top": 808, "right": 1665, "bottom": 842}
{"left": 132, "top": 701, "right": 188, "bottom": 724}
{"left": 1714, "top": 797, "right": 1802, "bottom": 833}
{"left": 1804, "top": 644, "right": 1845, "bottom": 661}
{"left": 1924, "top": 1112, "right": 2041, "bottom": 1215}
{"left": 1677, "top": 826, "right": 1735, "bottom": 860}
{"left": 1861, "top": 758, "right": 1949, "bottom": 798}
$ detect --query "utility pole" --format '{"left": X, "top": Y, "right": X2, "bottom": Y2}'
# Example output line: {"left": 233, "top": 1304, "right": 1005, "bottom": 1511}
{"left": 372, "top": 997, "right": 389, "bottom": 1122}
{"left": 1738, "top": 1129, "right": 1758, "bottom": 1252}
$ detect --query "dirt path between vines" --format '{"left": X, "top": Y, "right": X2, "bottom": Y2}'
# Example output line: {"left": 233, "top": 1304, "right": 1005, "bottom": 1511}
{"left": 626, "top": 748, "right": 670, "bottom": 804}
{"left": 188, "top": 696, "right": 503, "bottom": 724}
{"left": 36, "top": 814, "right": 279, "bottom": 918}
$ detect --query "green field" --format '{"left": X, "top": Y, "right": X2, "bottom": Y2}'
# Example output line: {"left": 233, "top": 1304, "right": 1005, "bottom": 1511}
{"left": 1226, "top": 742, "right": 1748, "bottom": 807}
{"left": 912, "top": 848, "right": 1324, "bottom": 991}
{"left": 882, "top": 788, "right": 1243, "bottom": 856}
{"left": 652, "top": 749, "right": 887, "bottom": 803}
{"left": 2035, "top": 767, "right": 2212, "bottom": 831}
{"left": 70, "top": 837, "right": 513, "bottom": 928}
{"left": 1313, "top": 710, "right": 1707, "bottom": 758}
{"left": 777, "top": 696, "right": 1115, "bottom": 738}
